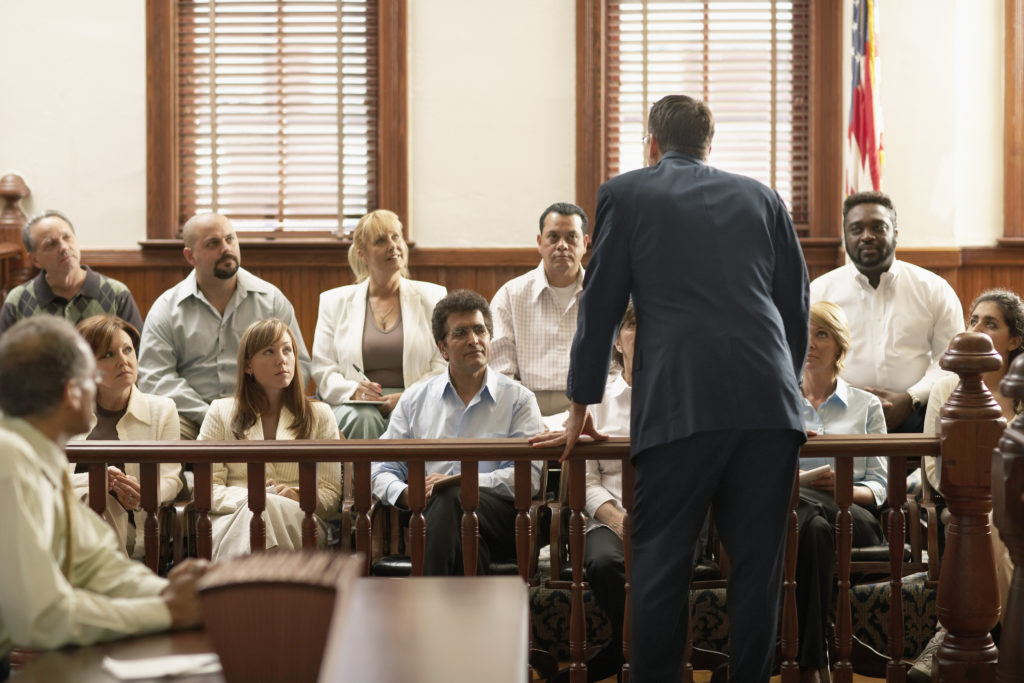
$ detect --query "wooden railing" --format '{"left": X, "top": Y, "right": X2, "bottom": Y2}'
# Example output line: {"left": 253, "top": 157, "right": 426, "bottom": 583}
{"left": 63, "top": 335, "right": 1023, "bottom": 682}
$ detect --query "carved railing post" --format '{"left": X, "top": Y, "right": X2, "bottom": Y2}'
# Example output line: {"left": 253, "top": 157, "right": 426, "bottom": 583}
{"left": 936, "top": 332, "right": 1005, "bottom": 682}
{"left": 995, "top": 354, "right": 1024, "bottom": 682}
{"left": 0, "top": 173, "right": 31, "bottom": 293}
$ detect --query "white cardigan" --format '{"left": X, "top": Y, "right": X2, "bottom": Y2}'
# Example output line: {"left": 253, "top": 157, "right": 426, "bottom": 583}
{"left": 200, "top": 398, "right": 342, "bottom": 519}
{"left": 69, "top": 387, "right": 183, "bottom": 506}
{"left": 311, "top": 277, "right": 447, "bottom": 405}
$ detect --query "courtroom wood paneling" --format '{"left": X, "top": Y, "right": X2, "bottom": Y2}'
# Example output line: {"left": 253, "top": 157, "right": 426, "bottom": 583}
{"left": 80, "top": 244, "right": 1024, "bottom": 355}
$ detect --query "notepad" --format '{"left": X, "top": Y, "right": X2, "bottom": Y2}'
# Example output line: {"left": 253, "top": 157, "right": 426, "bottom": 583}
{"left": 798, "top": 464, "right": 832, "bottom": 485}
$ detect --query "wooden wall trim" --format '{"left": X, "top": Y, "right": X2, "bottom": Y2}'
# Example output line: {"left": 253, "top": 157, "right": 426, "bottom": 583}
{"left": 807, "top": 1, "right": 843, "bottom": 239}
{"left": 146, "top": 0, "right": 178, "bottom": 241}
{"left": 377, "top": 0, "right": 409, "bottom": 229}
{"left": 1003, "top": 0, "right": 1024, "bottom": 243}
{"left": 575, "top": 0, "right": 604, "bottom": 229}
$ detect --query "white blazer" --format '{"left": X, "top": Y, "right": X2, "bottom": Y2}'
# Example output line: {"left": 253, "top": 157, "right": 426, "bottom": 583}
{"left": 311, "top": 277, "right": 447, "bottom": 405}
{"left": 70, "top": 387, "right": 183, "bottom": 506}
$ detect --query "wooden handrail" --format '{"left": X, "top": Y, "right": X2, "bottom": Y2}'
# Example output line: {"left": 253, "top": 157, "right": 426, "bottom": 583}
{"left": 64, "top": 405, "right": 1017, "bottom": 683}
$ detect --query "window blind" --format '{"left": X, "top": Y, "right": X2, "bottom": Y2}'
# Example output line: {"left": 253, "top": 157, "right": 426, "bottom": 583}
{"left": 606, "top": 0, "right": 809, "bottom": 224}
{"left": 177, "top": 0, "right": 377, "bottom": 236}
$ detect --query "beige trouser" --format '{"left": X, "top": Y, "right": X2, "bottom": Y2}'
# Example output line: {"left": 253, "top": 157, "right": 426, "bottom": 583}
{"left": 991, "top": 511, "right": 1014, "bottom": 621}
{"left": 179, "top": 415, "right": 201, "bottom": 441}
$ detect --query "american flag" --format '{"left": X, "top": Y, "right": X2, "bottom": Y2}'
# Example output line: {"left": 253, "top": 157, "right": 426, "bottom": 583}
{"left": 847, "top": 0, "right": 883, "bottom": 193}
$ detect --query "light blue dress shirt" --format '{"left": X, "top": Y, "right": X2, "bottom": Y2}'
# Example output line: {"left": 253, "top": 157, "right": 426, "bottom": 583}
{"left": 801, "top": 377, "right": 889, "bottom": 507}
{"left": 372, "top": 367, "right": 545, "bottom": 506}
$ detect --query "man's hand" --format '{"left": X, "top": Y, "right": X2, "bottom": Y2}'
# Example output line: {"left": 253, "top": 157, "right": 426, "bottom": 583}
{"left": 377, "top": 392, "right": 401, "bottom": 417}
{"left": 395, "top": 472, "right": 453, "bottom": 508}
{"left": 864, "top": 386, "right": 913, "bottom": 431}
{"left": 162, "top": 559, "right": 211, "bottom": 630}
{"left": 529, "top": 401, "right": 607, "bottom": 463}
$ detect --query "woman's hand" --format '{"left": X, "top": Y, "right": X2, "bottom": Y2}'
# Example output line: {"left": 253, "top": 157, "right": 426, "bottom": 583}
{"left": 806, "top": 468, "right": 835, "bottom": 494}
{"left": 377, "top": 391, "right": 401, "bottom": 417}
{"left": 109, "top": 468, "right": 142, "bottom": 510}
{"left": 350, "top": 380, "right": 383, "bottom": 402}
{"left": 266, "top": 479, "right": 300, "bottom": 502}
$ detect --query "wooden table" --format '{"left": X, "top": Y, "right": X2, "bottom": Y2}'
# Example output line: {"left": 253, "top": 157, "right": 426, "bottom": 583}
{"left": 319, "top": 576, "right": 530, "bottom": 683}
{"left": 12, "top": 631, "right": 220, "bottom": 683}
{"left": 15, "top": 576, "right": 529, "bottom": 683}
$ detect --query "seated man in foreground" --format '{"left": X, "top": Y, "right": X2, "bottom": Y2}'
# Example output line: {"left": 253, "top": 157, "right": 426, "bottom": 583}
{"left": 0, "top": 317, "right": 207, "bottom": 680}
{"left": 371, "top": 290, "right": 544, "bottom": 575}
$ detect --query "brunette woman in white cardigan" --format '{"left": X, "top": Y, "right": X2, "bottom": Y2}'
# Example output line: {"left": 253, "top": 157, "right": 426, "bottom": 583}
{"left": 200, "top": 318, "right": 341, "bottom": 560}
{"left": 72, "top": 315, "right": 183, "bottom": 557}
{"left": 312, "top": 209, "right": 446, "bottom": 438}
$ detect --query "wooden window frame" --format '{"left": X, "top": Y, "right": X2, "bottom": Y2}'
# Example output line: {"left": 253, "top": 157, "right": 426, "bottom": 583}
{"left": 146, "top": 0, "right": 408, "bottom": 244}
{"left": 575, "top": 0, "right": 842, "bottom": 243}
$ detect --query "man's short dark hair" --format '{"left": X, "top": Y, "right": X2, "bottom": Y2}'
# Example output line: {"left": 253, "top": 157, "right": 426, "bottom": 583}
{"left": 538, "top": 202, "right": 588, "bottom": 235}
{"left": 22, "top": 210, "right": 75, "bottom": 253}
{"left": 0, "top": 317, "right": 90, "bottom": 417}
{"left": 842, "top": 191, "right": 898, "bottom": 231}
{"left": 431, "top": 290, "right": 494, "bottom": 343}
{"left": 647, "top": 95, "right": 715, "bottom": 160}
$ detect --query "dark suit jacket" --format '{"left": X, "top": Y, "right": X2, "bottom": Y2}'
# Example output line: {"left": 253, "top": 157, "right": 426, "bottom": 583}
{"left": 567, "top": 151, "right": 809, "bottom": 456}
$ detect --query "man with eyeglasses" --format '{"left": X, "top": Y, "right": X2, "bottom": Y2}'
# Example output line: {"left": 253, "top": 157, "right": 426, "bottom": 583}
{"left": 0, "top": 317, "right": 208, "bottom": 680}
{"left": 371, "top": 290, "right": 544, "bottom": 576}
{"left": 490, "top": 202, "right": 590, "bottom": 416}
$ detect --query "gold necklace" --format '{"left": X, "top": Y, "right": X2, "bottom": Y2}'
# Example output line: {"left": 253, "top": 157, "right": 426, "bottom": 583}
{"left": 370, "top": 298, "right": 397, "bottom": 328}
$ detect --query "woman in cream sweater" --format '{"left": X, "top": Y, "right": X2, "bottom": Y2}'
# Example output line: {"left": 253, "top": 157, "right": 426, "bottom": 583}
{"left": 200, "top": 318, "right": 342, "bottom": 560}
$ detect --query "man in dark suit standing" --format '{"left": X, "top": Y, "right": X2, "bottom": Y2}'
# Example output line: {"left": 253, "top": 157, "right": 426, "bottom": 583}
{"left": 537, "top": 95, "right": 809, "bottom": 681}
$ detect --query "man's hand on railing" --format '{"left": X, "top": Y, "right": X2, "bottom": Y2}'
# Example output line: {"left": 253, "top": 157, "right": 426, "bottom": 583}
{"left": 529, "top": 401, "right": 607, "bottom": 462}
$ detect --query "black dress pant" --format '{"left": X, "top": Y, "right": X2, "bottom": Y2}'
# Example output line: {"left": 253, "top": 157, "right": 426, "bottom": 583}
{"left": 794, "top": 486, "right": 883, "bottom": 670}
{"left": 630, "top": 428, "right": 802, "bottom": 683}
{"left": 422, "top": 486, "right": 517, "bottom": 576}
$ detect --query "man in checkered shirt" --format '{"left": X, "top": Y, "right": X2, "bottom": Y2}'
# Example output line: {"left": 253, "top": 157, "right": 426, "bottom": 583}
{"left": 489, "top": 202, "right": 589, "bottom": 416}
{"left": 0, "top": 211, "right": 142, "bottom": 337}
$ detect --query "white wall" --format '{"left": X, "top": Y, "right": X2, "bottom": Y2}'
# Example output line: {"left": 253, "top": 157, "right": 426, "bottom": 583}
{"left": 0, "top": 0, "right": 147, "bottom": 248}
{"left": 0, "top": 0, "right": 1005, "bottom": 249}
{"left": 871, "top": 0, "right": 1003, "bottom": 246}
{"left": 409, "top": 0, "right": 576, "bottom": 246}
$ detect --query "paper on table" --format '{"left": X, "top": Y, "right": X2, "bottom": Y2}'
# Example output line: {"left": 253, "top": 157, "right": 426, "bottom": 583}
{"left": 102, "top": 653, "right": 221, "bottom": 680}
{"left": 798, "top": 464, "right": 832, "bottom": 486}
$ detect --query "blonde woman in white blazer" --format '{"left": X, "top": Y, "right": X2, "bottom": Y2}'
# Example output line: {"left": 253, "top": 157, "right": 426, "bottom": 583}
{"left": 312, "top": 210, "right": 447, "bottom": 438}
{"left": 199, "top": 318, "right": 342, "bottom": 561}
{"left": 72, "top": 316, "right": 183, "bottom": 558}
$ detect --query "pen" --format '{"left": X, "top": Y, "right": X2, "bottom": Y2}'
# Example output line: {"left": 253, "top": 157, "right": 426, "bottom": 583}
{"left": 352, "top": 364, "right": 371, "bottom": 382}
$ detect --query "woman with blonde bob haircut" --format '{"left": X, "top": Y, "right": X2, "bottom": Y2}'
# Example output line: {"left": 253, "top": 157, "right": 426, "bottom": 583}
{"left": 795, "top": 300, "right": 887, "bottom": 682}
{"left": 72, "top": 315, "right": 182, "bottom": 557}
{"left": 312, "top": 209, "right": 447, "bottom": 438}
{"left": 200, "top": 318, "right": 342, "bottom": 560}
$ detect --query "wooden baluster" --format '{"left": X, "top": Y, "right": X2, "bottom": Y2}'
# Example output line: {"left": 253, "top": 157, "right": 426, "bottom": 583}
{"left": 88, "top": 463, "right": 107, "bottom": 515}
{"left": 140, "top": 462, "right": 159, "bottom": 573}
{"left": 995, "top": 354, "right": 1024, "bottom": 682}
{"left": 354, "top": 461, "right": 371, "bottom": 576}
{"left": 514, "top": 460, "right": 531, "bottom": 582}
{"left": 460, "top": 462, "right": 479, "bottom": 577}
{"left": 780, "top": 472, "right": 800, "bottom": 683}
{"left": 299, "top": 462, "right": 318, "bottom": 549}
{"left": 195, "top": 462, "right": 213, "bottom": 560}
{"left": 248, "top": 462, "right": 266, "bottom": 552}
{"left": 0, "top": 173, "right": 30, "bottom": 291}
{"left": 568, "top": 458, "right": 587, "bottom": 683}
{"left": 937, "top": 332, "right": 1004, "bottom": 681}
{"left": 834, "top": 457, "right": 854, "bottom": 683}
{"left": 886, "top": 455, "right": 908, "bottom": 683}
{"left": 408, "top": 461, "right": 426, "bottom": 576}
{"left": 621, "top": 456, "right": 634, "bottom": 683}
